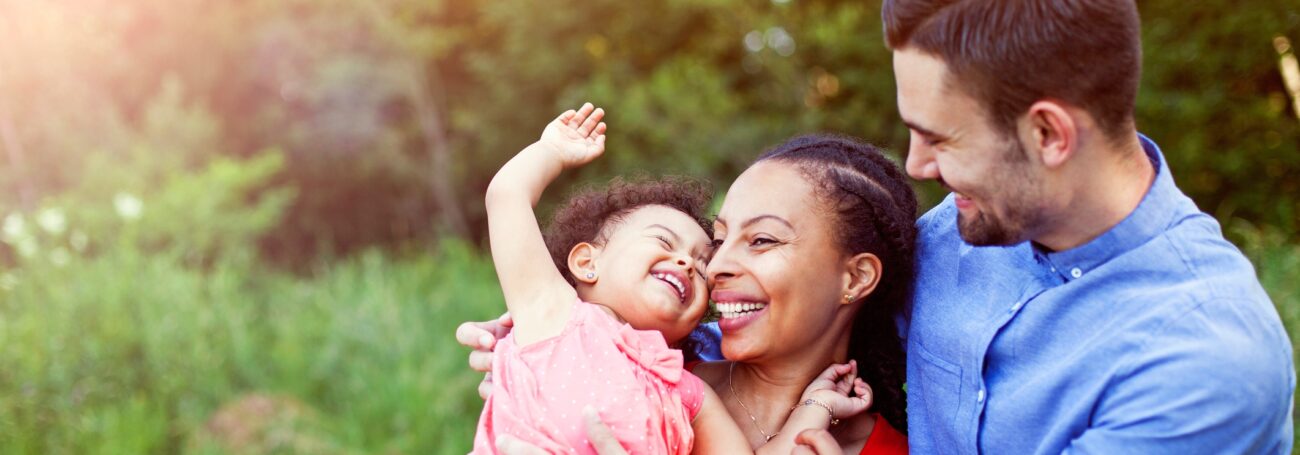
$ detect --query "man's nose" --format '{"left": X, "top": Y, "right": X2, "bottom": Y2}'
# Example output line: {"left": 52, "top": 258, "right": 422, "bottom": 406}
{"left": 906, "top": 140, "right": 940, "bottom": 180}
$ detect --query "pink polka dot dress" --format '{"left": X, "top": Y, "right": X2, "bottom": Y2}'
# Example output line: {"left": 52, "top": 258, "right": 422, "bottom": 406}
{"left": 473, "top": 300, "right": 705, "bottom": 454}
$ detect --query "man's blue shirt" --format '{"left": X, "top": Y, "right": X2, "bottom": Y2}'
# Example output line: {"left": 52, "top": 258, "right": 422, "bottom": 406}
{"left": 905, "top": 135, "right": 1295, "bottom": 453}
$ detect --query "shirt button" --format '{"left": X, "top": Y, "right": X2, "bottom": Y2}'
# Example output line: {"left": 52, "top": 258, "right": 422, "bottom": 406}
{"left": 977, "top": 389, "right": 986, "bottom": 403}
{"left": 1009, "top": 301, "right": 1023, "bottom": 314}
{"left": 1070, "top": 268, "right": 1083, "bottom": 278}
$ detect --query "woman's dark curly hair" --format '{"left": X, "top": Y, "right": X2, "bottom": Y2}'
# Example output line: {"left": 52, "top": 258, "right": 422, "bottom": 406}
{"left": 756, "top": 134, "right": 917, "bottom": 434}
{"left": 543, "top": 176, "right": 714, "bottom": 287}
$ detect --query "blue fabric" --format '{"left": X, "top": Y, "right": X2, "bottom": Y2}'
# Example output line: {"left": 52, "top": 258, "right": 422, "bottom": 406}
{"left": 688, "top": 322, "right": 724, "bottom": 362}
{"left": 905, "top": 135, "right": 1295, "bottom": 454}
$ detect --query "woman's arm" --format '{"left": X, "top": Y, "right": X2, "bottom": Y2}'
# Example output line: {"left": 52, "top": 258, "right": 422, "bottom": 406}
{"left": 486, "top": 103, "right": 606, "bottom": 345}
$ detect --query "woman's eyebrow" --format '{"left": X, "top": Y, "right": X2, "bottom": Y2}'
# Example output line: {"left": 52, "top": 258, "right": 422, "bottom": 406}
{"left": 742, "top": 214, "right": 794, "bottom": 230}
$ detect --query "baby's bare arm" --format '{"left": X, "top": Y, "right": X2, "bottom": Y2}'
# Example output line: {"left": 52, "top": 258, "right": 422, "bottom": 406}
{"left": 486, "top": 103, "right": 606, "bottom": 345}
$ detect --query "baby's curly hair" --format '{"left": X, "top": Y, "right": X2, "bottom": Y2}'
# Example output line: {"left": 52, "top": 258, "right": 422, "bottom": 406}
{"left": 544, "top": 176, "right": 714, "bottom": 286}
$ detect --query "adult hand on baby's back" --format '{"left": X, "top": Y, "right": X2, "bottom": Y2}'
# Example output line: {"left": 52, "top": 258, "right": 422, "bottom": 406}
{"left": 492, "top": 407, "right": 627, "bottom": 455}
{"left": 582, "top": 406, "right": 628, "bottom": 455}
{"left": 456, "top": 313, "right": 513, "bottom": 399}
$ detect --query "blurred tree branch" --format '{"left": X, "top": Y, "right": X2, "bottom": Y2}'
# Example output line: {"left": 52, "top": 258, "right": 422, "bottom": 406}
{"left": 360, "top": 0, "right": 469, "bottom": 238}
{"left": 0, "top": 11, "right": 36, "bottom": 211}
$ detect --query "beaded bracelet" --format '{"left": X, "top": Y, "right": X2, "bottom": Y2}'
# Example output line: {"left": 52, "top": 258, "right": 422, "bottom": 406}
{"left": 792, "top": 398, "right": 839, "bottom": 425}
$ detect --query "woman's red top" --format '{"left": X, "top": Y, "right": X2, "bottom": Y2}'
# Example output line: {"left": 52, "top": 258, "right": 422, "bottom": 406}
{"left": 684, "top": 361, "right": 908, "bottom": 454}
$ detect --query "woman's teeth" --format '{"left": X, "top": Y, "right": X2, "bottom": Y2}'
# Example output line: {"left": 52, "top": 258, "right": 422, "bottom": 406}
{"left": 716, "top": 302, "right": 767, "bottom": 319}
{"left": 653, "top": 272, "right": 686, "bottom": 301}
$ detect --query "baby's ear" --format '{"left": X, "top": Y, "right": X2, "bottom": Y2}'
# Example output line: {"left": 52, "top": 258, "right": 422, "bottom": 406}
{"left": 567, "top": 242, "right": 601, "bottom": 284}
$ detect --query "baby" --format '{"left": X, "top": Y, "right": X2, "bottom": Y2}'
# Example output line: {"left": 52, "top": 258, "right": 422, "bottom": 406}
{"left": 473, "top": 103, "right": 871, "bottom": 454}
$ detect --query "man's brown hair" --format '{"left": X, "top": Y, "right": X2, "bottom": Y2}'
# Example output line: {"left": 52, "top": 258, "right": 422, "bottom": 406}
{"left": 883, "top": 0, "right": 1142, "bottom": 140}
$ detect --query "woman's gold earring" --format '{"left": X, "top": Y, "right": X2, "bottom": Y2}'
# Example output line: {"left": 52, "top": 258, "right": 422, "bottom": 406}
{"left": 843, "top": 294, "right": 852, "bottom": 303}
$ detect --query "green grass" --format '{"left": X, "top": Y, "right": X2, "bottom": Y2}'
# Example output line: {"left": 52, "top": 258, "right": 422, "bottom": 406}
{"left": 0, "top": 240, "right": 502, "bottom": 454}
{"left": 0, "top": 231, "right": 1296, "bottom": 454}
{"left": 1233, "top": 224, "right": 1300, "bottom": 447}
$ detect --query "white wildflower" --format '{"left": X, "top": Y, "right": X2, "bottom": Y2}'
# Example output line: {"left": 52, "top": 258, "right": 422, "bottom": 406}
{"left": 37, "top": 207, "right": 67, "bottom": 235}
{"left": 49, "top": 247, "right": 70, "bottom": 267}
{"left": 15, "top": 237, "right": 37, "bottom": 258}
{"left": 2, "top": 213, "right": 25, "bottom": 243}
{"left": 114, "top": 193, "right": 143, "bottom": 221}
{"left": 70, "top": 230, "right": 89, "bottom": 252}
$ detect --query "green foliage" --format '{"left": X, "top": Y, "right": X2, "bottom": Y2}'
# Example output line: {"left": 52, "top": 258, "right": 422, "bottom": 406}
{"left": 1, "top": 0, "right": 1299, "bottom": 452}
{"left": 1139, "top": 0, "right": 1300, "bottom": 240}
{"left": 0, "top": 239, "right": 502, "bottom": 454}
{"left": 4, "top": 0, "right": 1296, "bottom": 254}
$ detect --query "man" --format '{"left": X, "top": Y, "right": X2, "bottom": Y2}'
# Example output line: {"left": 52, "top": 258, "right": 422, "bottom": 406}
{"left": 887, "top": 0, "right": 1293, "bottom": 452}
{"left": 461, "top": 0, "right": 1295, "bottom": 453}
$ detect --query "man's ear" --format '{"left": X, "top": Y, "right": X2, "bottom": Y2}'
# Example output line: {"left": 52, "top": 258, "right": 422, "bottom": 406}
{"left": 1023, "top": 100, "right": 1078, "bottom": 169}
{"left": 567, "top": 242, "right": 601, "bottom": 284}
{"left": 841, "top": 252, "right": 882, "bottom": 305}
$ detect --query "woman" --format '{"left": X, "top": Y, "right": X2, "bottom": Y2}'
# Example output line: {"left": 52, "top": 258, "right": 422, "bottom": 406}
{"left": 459, "top": 134, "right": 916, "bottom": 454}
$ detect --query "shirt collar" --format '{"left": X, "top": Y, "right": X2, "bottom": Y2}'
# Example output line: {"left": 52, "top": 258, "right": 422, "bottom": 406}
{"left": 1036, "top": 134, "right": 1186, "bottom": 282}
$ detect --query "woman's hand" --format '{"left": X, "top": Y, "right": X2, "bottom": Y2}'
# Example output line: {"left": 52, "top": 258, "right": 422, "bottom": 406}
{"left": 495, "top": 407, "right": 627, "bottom": 455}
{"left": 802, "top": 360, "right": 873, "bottom": 420}
{"left": 455, "top": 313, "right": 513, "bottom": 399}
{"left": 536, "top": 102, "right": 606, "bottom": 169}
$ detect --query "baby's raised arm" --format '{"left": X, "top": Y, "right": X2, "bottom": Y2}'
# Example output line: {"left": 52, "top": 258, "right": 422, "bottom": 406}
{"left": 485, "top": 103, "right": 606, "bottom": 346}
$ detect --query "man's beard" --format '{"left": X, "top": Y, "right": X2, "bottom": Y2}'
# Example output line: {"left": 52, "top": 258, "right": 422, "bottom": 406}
{"left": 955, "top": 138, "right": 1043, "bottom": 246}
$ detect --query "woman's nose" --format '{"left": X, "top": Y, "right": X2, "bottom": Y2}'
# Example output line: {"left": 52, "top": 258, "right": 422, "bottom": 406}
{"left": 706, "top": 242, "right": 739, "bottom": 284}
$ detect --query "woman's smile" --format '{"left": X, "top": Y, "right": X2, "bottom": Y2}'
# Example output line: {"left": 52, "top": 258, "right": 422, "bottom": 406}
{"left": 712, "top": 290, "right": 769, "bottom": 332}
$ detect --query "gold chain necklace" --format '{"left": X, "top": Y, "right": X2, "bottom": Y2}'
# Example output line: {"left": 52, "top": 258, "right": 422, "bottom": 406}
{"left": 729, "top": 362, "right": 779, "bottom": 442}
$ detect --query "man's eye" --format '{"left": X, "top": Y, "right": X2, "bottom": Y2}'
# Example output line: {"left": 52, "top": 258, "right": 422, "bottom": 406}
{"left": 710, "top": 238, "right": 724, "bottom": 248}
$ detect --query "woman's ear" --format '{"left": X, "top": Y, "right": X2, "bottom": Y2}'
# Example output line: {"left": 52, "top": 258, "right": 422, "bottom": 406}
{"left": 567, "top": 242, "right": 601, "bottom": 284}
{"left": 841, "top": 252, "right": 882, "bottom": 305}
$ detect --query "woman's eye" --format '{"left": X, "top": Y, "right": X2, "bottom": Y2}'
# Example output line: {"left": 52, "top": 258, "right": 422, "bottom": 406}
{"left": 750, "top": 237, "right": 777, "bottom": 247}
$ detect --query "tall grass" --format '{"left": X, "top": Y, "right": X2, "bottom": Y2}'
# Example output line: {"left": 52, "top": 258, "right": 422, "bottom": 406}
{"left": 1230, "top": 222, "right": 1300, "bottom": 448}
{"left": 0, "top": 241, "right": 503, "bottom": 454}
{"left": 1, "top": 226, "right": 1296, "bottom": 454}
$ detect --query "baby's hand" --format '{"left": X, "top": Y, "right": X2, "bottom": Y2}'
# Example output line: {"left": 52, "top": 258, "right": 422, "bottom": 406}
{"left": 801, "top": 360, "right": 873, "bottom": 421}
{"left": 537, "top": 102, "right": 607, "bottom": 169}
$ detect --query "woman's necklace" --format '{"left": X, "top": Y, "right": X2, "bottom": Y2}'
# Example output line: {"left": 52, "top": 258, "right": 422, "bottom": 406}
{"left": 729, "top": 362, "right": 778, "bottom": 442}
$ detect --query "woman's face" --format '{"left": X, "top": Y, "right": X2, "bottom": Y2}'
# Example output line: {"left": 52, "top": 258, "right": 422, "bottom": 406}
{"left": 707, "top": 160, "right": 851, "bottom": 362}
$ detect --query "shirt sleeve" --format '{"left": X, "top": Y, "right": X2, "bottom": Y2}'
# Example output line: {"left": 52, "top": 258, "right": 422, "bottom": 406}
{"left": 687, "top": 322, "right": 724, "bottom": 362}
{"left": 678, "top": 371, "right": 707, "bottom": 421}
{"left": 1063, "top": 300, "right": 1295, "bottom": 454}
